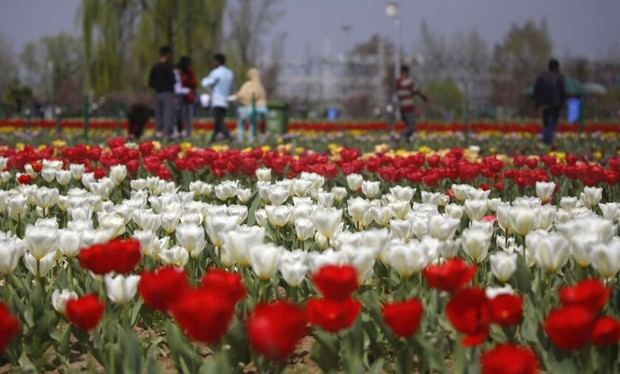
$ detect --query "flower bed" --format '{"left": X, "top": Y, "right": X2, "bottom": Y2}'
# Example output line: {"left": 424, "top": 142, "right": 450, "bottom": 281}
{"left": 0, "top": 139, "right": 618, "bottom": 372}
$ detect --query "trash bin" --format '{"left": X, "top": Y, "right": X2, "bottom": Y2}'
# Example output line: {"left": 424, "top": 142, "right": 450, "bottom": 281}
{"left": 266, "top": 102, "right": 289, "bottom": 134}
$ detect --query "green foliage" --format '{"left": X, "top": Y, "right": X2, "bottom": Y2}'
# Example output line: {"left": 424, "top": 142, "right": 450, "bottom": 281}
{"left": 424, "top": 79, "right": 464, "bottom": 116}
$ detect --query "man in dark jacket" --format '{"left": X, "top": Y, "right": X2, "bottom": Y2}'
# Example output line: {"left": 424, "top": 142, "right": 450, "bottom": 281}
{"left": 148, "top": 46, "right": 175, "bottom": 138}
{"left": 534, "top": 59, "right": 566, "bottom": 145}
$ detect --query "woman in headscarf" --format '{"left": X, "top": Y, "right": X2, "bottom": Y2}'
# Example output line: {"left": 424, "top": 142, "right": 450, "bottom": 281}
{"left": 230, "top": 68, "right": 267, "bottom": 142}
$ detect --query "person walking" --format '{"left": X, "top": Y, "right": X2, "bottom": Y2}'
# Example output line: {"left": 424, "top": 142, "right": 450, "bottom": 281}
{"left": 201, "top": 53, "right": 234, "bottom": 142}
{"left": 534, "top": 58, "right": 566, "bottom": 146}
{"left": 230, "top": 68, "right": 267, "bottom": 142}
{"left": 395, "top": 65, "right": 428, "bottom": 142}
{"left": 175, "top": 56, "right": 197, "bottom": 138}
{"left": 148, "top": 46, "right": 176, "bottom": 139}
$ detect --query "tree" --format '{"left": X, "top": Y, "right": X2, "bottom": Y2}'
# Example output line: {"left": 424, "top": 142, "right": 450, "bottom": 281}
{"left": 490, "top": 19, "right": 553, "bottom": 113}
{"left": 20, "top": 33, "right": 83, "bottom": 105}
{"left": 0, "top": 34, "right": 17, "bottom": 100}
{"left": 424, "top": 79, "right": 464, "bottom": 119}
{"left": 227, "top": 0, "right": 284, "bottom": 78}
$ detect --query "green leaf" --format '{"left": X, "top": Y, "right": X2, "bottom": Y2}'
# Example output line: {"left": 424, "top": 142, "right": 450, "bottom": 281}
{"left": 119, "top": 327, "right": 143, "bottom": 374}
{"left": 310, "top": 331, "right": 340, "bottom": 373}
{"left": 368, "top": 358, "right": 385, "bottom": 374}
{"left": 246, "top": 194, "right": 261, "bottom": 226}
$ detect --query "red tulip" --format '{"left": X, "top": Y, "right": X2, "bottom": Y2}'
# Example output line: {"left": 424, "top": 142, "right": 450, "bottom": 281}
{"left": 139, "top": 266, "right": 188, "bottom": 311}
{"left": 247, "top": 301, "right": 307, "bottom": 361}
{"left": 489, "top": 294, "right": 523, "bottom": 326}
{"left": 544, "top": 306, "right": 595, "bottom": 350}
{"left": 17, "top": 174, "right": 32, "bottom": 184}
{"left": 311, "top": 265, "right": 358, "bottom": 301}
{"left": 201, "top": 268, "right": 246, "bottom": 305}
{"left": 0, "top": 303, "right": 19, "bottom": 351}
{"left": 170, "top": 288, "right": 235, "bottom": 344}
{"left": 65, "top": 295, "right": 105, "bottom": 331}
{"left": 306, "top": 298, "right": 361, "bottom": 333}
{"left": 382, "top": 298, "right": 424, "bottom": 338}
{"left": 423, "top": 258, "right": 476, "bottom": 292}
{"left": 481, "top": 344, "right": 539, "bottom": 374}
{"left": 79, "top": 238, "right": 142, "bottom": 275}
{"left": 446, "top": 287, "right": 490, "bottom": 346}
{"left": 591, "top": 316, "right": 620, "bottom": 347}
{"left": 559, "top": 279, "right": 611, "bottom": 313}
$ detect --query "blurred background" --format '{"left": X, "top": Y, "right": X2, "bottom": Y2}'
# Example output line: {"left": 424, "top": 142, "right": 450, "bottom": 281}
{"left": 0, "top": 0, "right": 619, "bottom": 122}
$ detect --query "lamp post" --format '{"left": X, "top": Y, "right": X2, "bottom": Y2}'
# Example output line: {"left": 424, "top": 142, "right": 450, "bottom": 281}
{"left": 385, "top": 0, "right": 401, "bottom": 79}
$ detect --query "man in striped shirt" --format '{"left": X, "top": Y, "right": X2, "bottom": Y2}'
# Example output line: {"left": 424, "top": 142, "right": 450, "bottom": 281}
{"left": 395, "top": 65, "right": 428, "bottom": 141}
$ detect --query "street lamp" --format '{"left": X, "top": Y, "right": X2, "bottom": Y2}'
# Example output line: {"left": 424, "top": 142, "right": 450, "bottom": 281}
{"left": 386, "top": 0, "right": 401, "bottom": 79}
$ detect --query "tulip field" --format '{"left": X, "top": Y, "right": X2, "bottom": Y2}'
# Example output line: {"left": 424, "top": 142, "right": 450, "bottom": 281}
{"left": 0, "top": 136, "right": 619, "bottom": 373}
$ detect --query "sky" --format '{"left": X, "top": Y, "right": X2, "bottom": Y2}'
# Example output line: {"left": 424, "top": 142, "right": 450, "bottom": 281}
{"left": 1, "top": 0, "right": 619, "bottom": 61}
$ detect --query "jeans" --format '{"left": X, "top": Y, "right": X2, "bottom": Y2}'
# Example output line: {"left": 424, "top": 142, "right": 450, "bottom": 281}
{"left": 177, "top": 102, "right": 194, "bottom": 137}
{"left": 542, "top": 107, "right": 560, "bottom": 145}
{"left": 400, "top": 111, "right": 416, "bottom": 139}
{"left": 155, "top": 92, "right": 175, "bottom": 135}
{"left": 211, "top": 106, "right": 231, "bottom": 142}
{"left": 237, "top": 106, "right": 267, "bottom": 142}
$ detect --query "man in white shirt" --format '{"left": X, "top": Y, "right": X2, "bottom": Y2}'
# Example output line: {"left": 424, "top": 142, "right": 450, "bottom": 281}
{"left": 201, "top": 53, "right": 234, "bottom": 142}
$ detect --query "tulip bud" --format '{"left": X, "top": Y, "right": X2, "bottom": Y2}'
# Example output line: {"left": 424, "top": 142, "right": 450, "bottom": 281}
{"left": 461, "top": 227, "right": 492, "bottom": 263}
{"left": 490, "top": 251, "right": 517, "bottom": 282}
{"left": 312, "top": 207, "right": 343, "bottom": 239}
{"left": 58, "top": 229, "right": 81, "bottom": 257}
{"left": 176, "top": 224, "right": 206, "bottom": 258}
{"left": 249, "top": 244, "right": 282, "bottom": 280}
{"left": 0, "top": 237, "right": 25, "bottom": 275}
{"left": 361, "top": 181, "right": 380, "bottom": 198}
{"left": 52, "top": 289, "right": 78, "bottom": 315}
{"left": 464, "top": 199, "right": 488, "bottom": 221}
{"left": 159, "top": 245, "right": 189, "bottom": 267}
{"left": 279, "top": 250, "right": 308, "bottom": 287}
{"left": 104, "top": 274, "right": 141, "bottom": 304}
{"left": 580, "top": 187, "right": 602, "bottom": 209}
{"left": 255, "top": 168, "right": 272, "bottom": 182}
{"left": 590, "top": 238, "right": 620, "bottom": 279}
{"left": 265, "top": 205, "right": 291, "bottom": 227}
{"left": 110, "top": 165, "right": 127, "bottom": 185}
{"left": 346, "top": 173, "right": 363, "bottom": 191}
{"left": 536, "top": 181, "right": 556, "bottom": 203}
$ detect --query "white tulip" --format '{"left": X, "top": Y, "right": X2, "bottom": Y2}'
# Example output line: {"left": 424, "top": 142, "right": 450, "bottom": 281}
{"left": 361, "top": 181, "right": 380, "bottom": 198}
{"left": 7, "top": 194, "right": 27, "bottom": 220}
{"left": 254, "top": 208, "right": 268, "bottom": 227}
{"left": 58, "top": 229, "right": 81, "bottom": 257}
{"left": 307, "top": 249, "right": 346, "bottom": 271}
{"left": 133, "top": 230, "right": 158, "bottom": 258}
{"left": 508, "top": 206, "right": 538, "bottom": 236}
{"left": 348, "top": 197, "right": 371, "bottom": 226}
{"left": 580, "top": 187, "right": 602, "bottom": 209}
{"left": 70, "top": 164, "right": 84, "bottom": 180}
{"left": 268, "top": 185, "right": 290, "bottom": 205}
{"left": 295, "top": 218, "right": 316, "bottom": 241}
{"left": 489, "top": 251, "right": 517, "bottom": 282}
{"left": 387, "top": 239, "right": 431, "bottom": 278}
{"left": 536, "top": 205, "right": 556, "bottom": 230}
{"left": 346, "top": 173, "right": 363, "bottom": 191}
{"left": 0, "top": 171, "right": 11, "bottom": 184}
{"left": 160, "top": 212, "right": 180, "bottom": 233}
{"left": 445, "top": 204, "right": 465, "bottom": 220}
{"left": 388, "top": 201, "right": 410, "bottom": 220}
{"left": 527, "top": 231, "right": 570, "bottom": 272}
{"left": 464, "top": 199, "right": 488, "bottom": 221}
{"left": 312, "top": 207, "right": 342, "bottom": 239}
{"left": 0, "top": 238, "right": 25, "bottom": 274}
{"left": 176, "top": 224, "right": 206, "bottom": 258}
{"left": 110, "top": 165, "right": 127, "bottom": 185}
{"left": 452, "top": 184, "right": 474, "bottom": 201}
{"left": 189, "top": 181, "right": 213, "bottom": 196}
{"left": 428, "top": 214, "right": 460, "bottom": 241}
{"left": 461, "top": 227, "right": 491, "bottom": 263}
{"left": 223, "top": 226, "right": 265, "bottom": 266}
{"left": 421, "top": 191, "right": 446, "bottom": 205}
{"left": 590, "top": 238, "right": 620, "bottom": 279}
{"left": 227, "top": 205, "right": 248, "bottom": 224}
{"left": 265, "top": 205, "right": 291, "bottom": 227}
{"left": 536, "top": 181, "right": 556, "bottom": 203}
{"left": 159, "top": 245, "right": 189, "bottom": 267}
{"left": 256, "top": 168, "right": 272, "bottom": 182}
{"left": 342, "top": 245, "right": 377, "bottom": 283}
{"left": 51, "top": 289, "right": 78, "bottom": 315}
{"left": 214, "top": 181, "right": 239, "bottom": 201}
{"left": 486, "top": 285, "right": 515, "bottom": 299}
{"left": 205, "top": 214, "right": 239, "bottom": 248}
{"left": 291, "top": 179, "right": 313, "bottom": 197}
{"left": 390, "top": 219, "right": 413, "bottom": 242}
{"left": 318, "top": 191, "right": 335, "bottom": 207}
{"left": 389, "top": 186, "right": 416, "bottom": 202}
{"left": 559, "top": 196, "right": 579, "bottom": 211}
{"left": 332, "top": 187, "right": 348, "bottom": 202}
{"left": 41, "top": 169, "right": 56, "bottom": 183}
{"left": 24, "top": 251, "right": 56, "bottom": 277}
{"left": 371, "top": 206, "right": 392, "bottom": 227}
{"left": 599, "top": 203, "right": 618, "bottom": 222}
{"left": 134, "top": 210, "right": 161, "bottom": 232}
{"left": 437, "top": 239, "right": 460, "bottom": 258}
{"left": 34, "top": 187, "right": 59, "bottom": 209}
{"left": 279, "top": 250, "right": 308, "bottom": 287}
{"left": 25, "top": 225, "right": 59, "bottom": 260}
{"left": 236, "top": 188, "right": 252, "bottom": 203}
{"left": 104, "top": 274, "right": 140, "bottom": 304}
{"left": 249, "top": 244, "right": 282, "bottom": 280}
{"left": 98, "top": 213, "right": 125, "bottom": 236}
